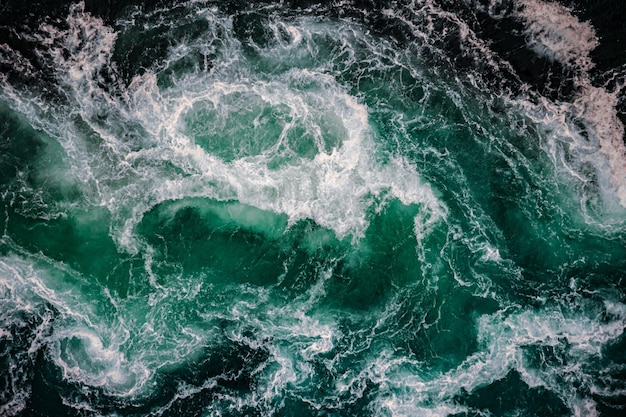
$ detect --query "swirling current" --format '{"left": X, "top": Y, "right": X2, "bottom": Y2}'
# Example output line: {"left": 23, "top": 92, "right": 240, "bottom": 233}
{"left": 1, "top": 1, "right": 626, "bottom": 416}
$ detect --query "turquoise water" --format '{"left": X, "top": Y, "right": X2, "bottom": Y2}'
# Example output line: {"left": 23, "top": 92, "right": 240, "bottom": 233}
{"left": 1, "top": 1, "right": 626, "bottom": 416}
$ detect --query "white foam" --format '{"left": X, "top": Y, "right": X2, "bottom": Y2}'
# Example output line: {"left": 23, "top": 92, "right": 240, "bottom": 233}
{"left": 428, "top": 1, "right": 626, "bottom": 219}
{"left": 469, "top": 304, "right": 625, "bottom": 415}
{"left": 1, "top": 299, "right": 144, "bottom": 417}
{"left": 2, "top": 1, "right": 449, "bottom": 260}
{"left": 475, "top": 0, "right": 514, "bottom": 20}
{"left": 571, "top": 82, "right": 626, "bottom": 208}
{"left": 90, "top": 19, "right": 445, "bottom": 249}
{"left": 0, "top": 261, "right": 38, "bottom": 417}
{"left": 382, "top": 1, "right": 626, "bottom": 218}
{"left": 6, "top": 3, "right": 625, "bottom": 414}
{"left": 510, "top": 1, "right": 626, "bottom": 214}
{"left": 0, "top": 252, "right": 159, "bottom": 399}
{"left": 514, "top": 83, "right": 626, "bottom": 217}
{"left": 376, "top": 400, "right": 467, "bottom": 417}
{"left": 268, "top": 22, "right": 303, "bottom": 48}
{"left": 0, "top": 44, "right": 35, "bottom": 79}
{"left": 52, "top": 328, "right": 134, "bottom": 388}
{"left": 517, "top": 0, "right": 599, "bottom": 72}
{"left": 221, "top": 281, "right": 340, "bottom": 401}
{"left": 327, "top": 298, "right": 626, "bottom": 417}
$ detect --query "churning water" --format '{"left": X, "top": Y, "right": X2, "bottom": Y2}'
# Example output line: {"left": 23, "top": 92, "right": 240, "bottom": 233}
{"left": 1, "top": 1, "right": 625, "bottom": 416}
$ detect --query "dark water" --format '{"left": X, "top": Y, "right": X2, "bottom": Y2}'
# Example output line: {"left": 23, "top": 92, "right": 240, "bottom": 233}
{"left": 1, "top": 1, "right": 626, "bottom": 416}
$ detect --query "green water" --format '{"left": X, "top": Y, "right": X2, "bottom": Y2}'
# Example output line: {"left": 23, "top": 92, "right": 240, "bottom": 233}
{"left": 1, "top": 1, "right": 625, "bottom": 416}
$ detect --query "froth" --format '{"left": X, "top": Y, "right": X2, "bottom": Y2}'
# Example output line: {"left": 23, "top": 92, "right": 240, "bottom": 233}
{"left": 0, "top": 44, "right": 35, "bottom": 80}
{"left": 4, "top": 3, "right": 448, "bottom": 254}
{"left": 113, "top": 76, "right": 446, "bottom": 251}
{"left": 474, "top": 303, "right": 626, "bottom": 415}
{"left": 517, "top": 0, "right": 599, "bottom": 72}
{"left": 0, "top": 257, "right": 48, "bottom": 417}
{"left": 507, "top": 0, "right": 626, "bottom": 214}
{"left": 0, "top": 254, "right": 152, "bottom": 398}
{"left": 515, "top": 83, "right": 626, "bottom": 216}
{"left": 572, "top": 82, "right": 626, "bottom": 209}
{"left": 224, "top": 283, "right": 339, "bottom": 401}
{"left": 359, "top": 300, "right": 626, "bottom": 417}
{"left": 52, "top": 328, "right": 137, "bottom": 389}
{"left": 375, "top": 400, "right": 467, "bottom": 417}
{"left": 5, "top": 2, "right": 625, "bottom": 416}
